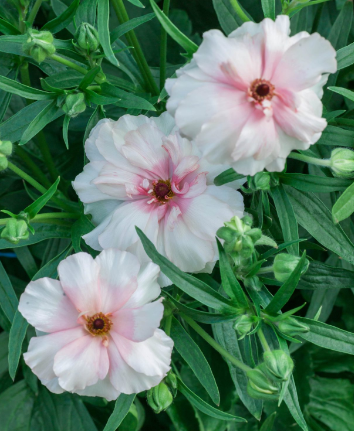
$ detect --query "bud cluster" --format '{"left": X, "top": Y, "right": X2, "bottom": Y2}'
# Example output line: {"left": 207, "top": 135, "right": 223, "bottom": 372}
{"left": 1, "top": 218, "right": 29, "bottom": 244}
{"left": 247, "top": 350, "right": 294, "bottom": 401}
{"left": 23, "top": 29, "right": 56, "bottom": 63}
{"left": 74, "top": 23, "right": 100, "bottom": 56}
{"left": 147, "top": 372, "right": 178, "bottom": 413}
{"left": 233, "top": 314, "right": 258, "bottom": 339}
{"left": 247, "top": 171, "right": 279, "bottom": 192}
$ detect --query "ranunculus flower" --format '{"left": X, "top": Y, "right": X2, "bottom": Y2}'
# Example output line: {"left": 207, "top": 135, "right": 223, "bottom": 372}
{"left": 73, "top": 113, "right": 244, "bottom": 286}
{"left": 166, "top": 15, "right": 337, "bottom": 176}
{"left": 18, "top": 249, "right": 173, "bottom": 400}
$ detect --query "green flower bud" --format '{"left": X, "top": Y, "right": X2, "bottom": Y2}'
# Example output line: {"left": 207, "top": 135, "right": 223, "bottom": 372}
{"left": 245, "top": 228, "right": 262, "bottom": 243}
{"left": 74, "top": 23, "right": 100, "bottom": 54}
{"left": 0, "top": 154, "right": 8, "bottom": 171}
{"left": 23, "top": 29, "right": 56, "bottom": 63}
{"left": 233, "top": 314, "right": 257, "bottom": 339}
{"left": 251, "top": 172, "right": 271, "bottom": 191}
{"left": 1, "top": 219, "right": 29, "bottom": 244}
{"left": 62, "top": 93, "right": 86, "bottom": 118}
{"left": 0, "top": 140, "right": 12, "bottom": 157}
{"left": 330, "top": 148, "right": 354, "bottom": 179}
{"left": 216, "top": 226, "right": 237, "bottom": 243}
{"left": 277, "top": 316, "right": 309, "bottom": 337}
{"left": 263, "top": 350, "right": 294, "bottom": 382}
{"left": 165, "top": 371, "right": 178, "bottom": 397}
{"left": 246, "top": 364, "right": 280, "bottom": 401}
{"left": 273, "top": 253, "right": 309, "bottom": 283}
{"left": 147, "top": 383, "right": 173, "bottom": 413}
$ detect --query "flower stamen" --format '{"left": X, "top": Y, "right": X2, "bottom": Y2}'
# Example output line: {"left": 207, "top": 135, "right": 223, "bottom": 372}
{"left": 250, "top": 79, "right": 275, "bottom": 102}
{"left": 85, "top": 312, "right": 112, "bottom": 336}
{"left": 152, "top": 180, "right": 174, "bottom": 203}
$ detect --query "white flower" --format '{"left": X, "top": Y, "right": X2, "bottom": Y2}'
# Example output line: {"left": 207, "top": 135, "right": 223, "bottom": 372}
{"left": 73, "top": 113, "right": 244, "bottom": 286}
{"left": 166, "top": 15, "right": 337, "bottom": 176}
{"left": 18, "top": 249, "right": 173, "bottom": 401}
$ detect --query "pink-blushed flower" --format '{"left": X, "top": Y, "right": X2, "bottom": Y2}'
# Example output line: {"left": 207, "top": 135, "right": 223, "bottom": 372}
{"left": 72, "top": 113, "right": 244, "bottom": 286}
{"left": 166, "top": 15, "right": 337, "bottom": 176}
{"left": 18, "top": 249, "right": 173, "bottom": 400}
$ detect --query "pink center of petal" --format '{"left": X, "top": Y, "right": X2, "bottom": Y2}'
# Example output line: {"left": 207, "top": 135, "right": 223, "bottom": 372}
{"left": 152, "top": 180, "right": 174, "bottom": 203}
{"left": 250, "top": 79, "right": 275, "bottom": 102}
{"left": 85, "top": 312, "right": 112, "bottom": 336}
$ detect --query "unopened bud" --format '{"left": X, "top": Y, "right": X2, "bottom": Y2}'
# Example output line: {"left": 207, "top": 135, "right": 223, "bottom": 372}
{"left": 1, "top": 219, "right": 29, "bottom": 244}
{"left": 74, "top": 23, "right": 100, "bottom": 54}
{"left": 263, "top": 350, "right": 294, "bottom": 382}
{"left": 147, "top": 374, "right": 177, "bottom": 414}
{"left": 330, "top": 148, "right": 354, "bottom": 179}
{"left": 247, "top": 364, "right": 280, "bottom": 401}
{"left": 233, "top": 314, "right": 257, "bottom": 339}
{"left": 62, "top": 93, "right": 86, "bottom": 118}
{"left": 0, "top": 140, "right": 12, "bottom": 156}
{"left": 277, "top": 316, "right": 309, "bottom": 337}
{"left": 23, "top": 29, "right": 56, "bottom": 63}
{"left": 216, "top": 226, "right": 237, "bottom": 243}
{"left": 273, "top": 253, "right": 309, "bottom": 283}
{"left": 249, "top": 171, "right": 271, "bottom": 191}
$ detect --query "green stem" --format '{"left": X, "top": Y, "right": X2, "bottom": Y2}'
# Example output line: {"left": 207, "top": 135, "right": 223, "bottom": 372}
{"left": 164, "top": 315, "right": 172, "bottom": 336}
{"left": 257, "top": 265, "right": 274, "bottom": 275}
{"left": 27, "top": 0, "right": 43, "bottom": 26}
{"left": 50, "top": 54, "right": 89, "bottom": 76}
{"left": 159, "top": 0, "right": 170, "bottom": 91}
{"left": 111, "top": 0, "right": 159, "bottom": 96}
{"left": 288, "top": 152, "right": 331, "bottom": 167}
{"left": 0, "top": 212, "right": 80, "bottom": 226}
{"left": 36, "top": 130, "right": 59, "bottom": 183}
{"left": 230, "top": 0, "right": 250, "bottom": 22}
{"left": 257, "top": 327, "right": 271, "bottom": 352}
{"left": 14, "top": 146, "right": 52, "bottom": 189}
{"left": 181, "top": 313, "right": 251, "bottom": 372}
{"left": 7, "top": 162, "right": 73, "bottom": 212}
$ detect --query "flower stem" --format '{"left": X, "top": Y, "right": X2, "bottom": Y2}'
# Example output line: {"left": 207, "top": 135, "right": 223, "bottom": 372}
{"left": 14, "top": 146, "right": 52, "bottom": 189}
{"left": 111, "top": 0, "right": 159, "bottom": 96}
{"left": 159, "top": 0, "right": 170, "bottom": 91}
{"left": 181, "top": 313, "right": 251, "bottom": 372}
{"left": 27, "top": 0, "right": 43, "bottom": 26}
{"left": 288, "top": 152, "right": 331, "bottom": 167}
{"left": 257, "top": 265, "right": 274, "bottom": 275}
{"left": 50, "top": 54, "right": 89, "bottom": 76}
{"left": 0, "top": 212, "right": 80, "bottom": 226}
{"left": 257, "top": 327, "right": 271, "bottom": 352}
{"left": 230, "top": 0, "right": 250, "bottom": 22}
{"left": 7, "top": 162, "right": 74, "bottom": 212}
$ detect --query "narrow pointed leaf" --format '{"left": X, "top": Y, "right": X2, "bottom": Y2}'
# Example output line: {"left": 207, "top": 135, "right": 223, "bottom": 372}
{"left": 79, "top": 66, "right": 101, "bottom": 90}
{"left": 42, "top": 0, "right": 80, "bottom": 33}
{"left": 0, "top": 75, "right": 56, "bottom": 100}
{"left": 63, "top": 115, "right": 70, "bottom": 149}
{"left": 8, "top": 310, "right": 28, "bottom": 380}
{"left": 0, "top": 261, "right": 18, "bottom": 323}
{"left": 110, "top": 13, "right": 155, "bottom": 43}
{"left": 24, "top": 178, "right": 60, "bottom": 219}
{"left": 261, "top": 0, "right": 275, "bottom": 19}
{"left": 103, "top": 394, "right": 136, "bottom": 431}
{"left": 97, "top": 0, "right": 119, "bottom": 66}
{"left": 332, "top": 182, "right": 354, "bottom": 223}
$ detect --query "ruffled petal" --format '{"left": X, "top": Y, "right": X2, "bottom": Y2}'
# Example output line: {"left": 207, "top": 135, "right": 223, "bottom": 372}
{"left": 95, "top": 249, "right": 139, "bottom": 314}
{"left": 72, "top": 162, "right": 108, "bottom": 204}
{"left": 58, "top": 253, "right": 100, "bottom": 313}
{"left": 54, "top": 335, "right": 109, "bottom": 392}
{"left": 19, "top": 278, "right": 79, "bottom": 333}
{"left": 76, "top": 375, "right": 120, "bottom": 401}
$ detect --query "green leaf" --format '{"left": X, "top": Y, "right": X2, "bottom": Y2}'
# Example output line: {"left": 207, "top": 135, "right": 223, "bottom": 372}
{"left": 327, "top": 1, "right": 353, "bottom": 50}
{"left": 83, "top": 105, "right": 105, "bottom": 144}
{"left": 217, "top": 239, "right": 248, "bottom": 307}
{"left": 0, "top": 75, "right": 56, "bottom": 100}
{"left": 136, "top": 227, "right": 237, "bottom": 313}
{"left": 297, "top": 317, "right": 354, "bottom": 355}
{"left": 8, "top": 310, "right": 28, "bottom": 380}
{"left": 100, "top": 82, "right": 156, "bottom": 111}
{"left": 260, "top": 412, "right": 276, "bottom": 430}
{"left": 298, "top": 261, "right": 354, "bottom": 290}
{"left": 271, "top": 185, "right": 299, "bottom": 256}
{"left": 71, "top": 215, "right": 94, "bottom": 252}
{"left": 84, "top": 88, "right": 120, "bottom": 105}
{"left": 279, "top": 173, "right": 351, "bottom": 193}
{"left": 23, "top": 178, "right": 60, "bottom": 219}
{"left": 259, "top": 239, "right": 305, "bottom": 261}
{"left": 44, "top": 70, "right": 83, "bottom": 89}
{"left": 0, "top": 223, "right": 71, "bottom": 250}
{"left": 212, "top": 0, "right": 248, "bottom": 34}
{"left": 332, "top": 182, "right": 354, "bottom": 223}
{"left": 62, "top": 115, "right": 70, "bottom": 149}
{"left": 284, "top": 186, "right": 354, "bottom": 266}
{"left": 14, "top": 247, "right": 38, "bottom": 279}
{"left": 261, "top": 0, "right": 275, "bottom": 19}
{"left": 97, "top": 0, "right": 119, "bottom": 67}
{"left": 110, "top": 13, "right": 155, "bottom": 43}
{"left": 328, "top": 86, "right": 354, "bottom": 102}
{"left": 127, "top": 0, "right": 145, "bottom": 7}
{"left": 265, "top": 252, "right": 307, "bottom": 314}
{"left": 33, "top": 245, "right": 72, "bottom": 281}
{"left": 19, "top": 100, "right": 62, "bottom": 146}
{"left": 214, "top": 168, "right": 245, "bottom": 186}
{"left": 337, "top": 41, "right": 354, "bottom": 70}
{"left": 317, "top": 125, "right": 354, "bottom": 147}
{"left": 42, "top": 0, "right": 80, "bottom": 34}
{"left": 0, "top": 260, "right": 18, "bottom": 323}
{"left": 150, "top": 0, "right": 198, "bottom": 56}
{"left": 170, "top": 317, "right": 220, "bottom": 405}
{"left": 75, "top": 0, "right": 97, "bottom": 27}
{"left": 178, "top": 379, "right": 247, "bottom": 422}
{"left": 162, "top": 291, "right": 238, "bottom": 324}
{"left": 79, "top": 66, "right": 101, "bottom": 91}
{"left": 103, "top": 394, "right": 136, "bottom": 431}
{"left": 0, "top": 18, "right": 21, "bottom": 35}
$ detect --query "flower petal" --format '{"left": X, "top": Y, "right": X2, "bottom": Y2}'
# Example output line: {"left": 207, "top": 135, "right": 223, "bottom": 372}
{"left": 54, "top": 335, "right": 109, "bottom": 392}
{"left": 58, "top": 253, "right": 100, "bottom": 313}
{"left": 112, "top": 329, "right": 173, "bottom": 377}
{"left": 95, "top": 249, "right": 139, "bottom": 314}
{"left": 112, "top": 300, "right": 164, "bottom": 342}
{"left": 19, "top": 278, "right": 79, "bottom": 333}
{"left": 76, "top": 375, "right": 120, "bottom": 401}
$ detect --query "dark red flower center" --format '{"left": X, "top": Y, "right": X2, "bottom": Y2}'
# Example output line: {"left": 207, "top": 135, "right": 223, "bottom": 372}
{"left": 85, "top": 312, "right": 112, "bottom": 336}
{"left": 249, "top": 79, "right": 275, "bottom": 102}
{"left": 153, "top": 180, "right": 174, "bottom": 203}
{"left": 93, "top": 318, "right": 105, "bottom": 330}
